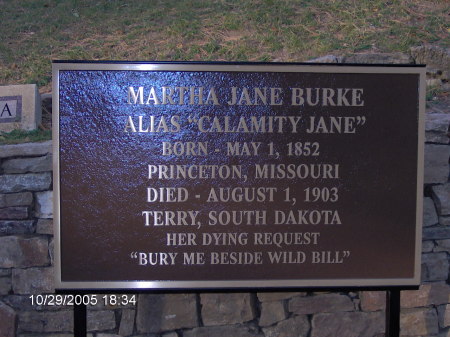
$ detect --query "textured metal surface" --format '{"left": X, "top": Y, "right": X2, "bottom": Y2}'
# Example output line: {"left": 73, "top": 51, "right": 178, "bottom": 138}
{"left": 53, "top": 63, "right": 425, "bottom": 289}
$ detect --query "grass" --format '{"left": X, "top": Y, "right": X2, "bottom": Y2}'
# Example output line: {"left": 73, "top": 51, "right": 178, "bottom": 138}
{"left": 0, "top": 0, "right": 447, "bottom": 144}
{"left": 0, "top": 129, "right": 52, "bottom": 145}
{"left": 426, "top": 84, "right": 443, "bottom": 101}
{"left": 0, "top": 0, "right": 448, "bottom": 91}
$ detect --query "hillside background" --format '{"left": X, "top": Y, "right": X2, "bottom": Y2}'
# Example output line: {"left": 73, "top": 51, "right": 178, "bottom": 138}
{"left": 0, "top": 0, "right": 449, "bottom": 93}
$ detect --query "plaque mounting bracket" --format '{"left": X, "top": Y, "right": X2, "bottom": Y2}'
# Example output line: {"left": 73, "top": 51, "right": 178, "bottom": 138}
{"left": 386, "top": 289, "right": 401, "bottom": 337}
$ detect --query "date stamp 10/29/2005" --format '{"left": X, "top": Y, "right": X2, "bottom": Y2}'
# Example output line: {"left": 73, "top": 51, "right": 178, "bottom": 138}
{"left": 29, "top": 294, "right": 137, "bottom": 307}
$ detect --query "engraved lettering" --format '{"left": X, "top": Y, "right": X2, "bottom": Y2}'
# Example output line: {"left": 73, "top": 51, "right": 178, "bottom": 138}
{"left": 1, "top": 103, "right": 12, "bottom": 117}
{"left": 255, "top": 164, "right": 339, "bottom": 179}
{"left": 162, "top": 142, "right": 208, "bottom": 156}
{"left": 127, "top": 86, "right": 219, "bottom": 105}
{"left": 290, "top": 88, "right": 364, "bottom": 106}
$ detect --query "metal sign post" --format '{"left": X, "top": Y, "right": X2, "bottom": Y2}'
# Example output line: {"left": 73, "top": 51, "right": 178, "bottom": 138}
{"left": 73, "top": 303, "right": 86, "bottom": 337}
{"left": 386, "top": 289, "right": 401, "bottom": 337}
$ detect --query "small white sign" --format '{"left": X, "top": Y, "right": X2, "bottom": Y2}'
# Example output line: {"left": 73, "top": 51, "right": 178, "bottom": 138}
{"left": 0, "top": 85, "right": 39, "bottom": 132}
{"left": 0, "top": 100, "right": 17, "bottom": 119}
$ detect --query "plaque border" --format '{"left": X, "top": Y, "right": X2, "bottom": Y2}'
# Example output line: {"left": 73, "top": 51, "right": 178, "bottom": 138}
{"left": 52, "top": 62, "right": 425, "bottom": 290}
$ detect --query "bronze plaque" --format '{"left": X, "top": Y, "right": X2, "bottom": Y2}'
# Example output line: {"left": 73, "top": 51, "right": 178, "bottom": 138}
{"left": 53, "top": 62, "right": 425, "bottom": 289}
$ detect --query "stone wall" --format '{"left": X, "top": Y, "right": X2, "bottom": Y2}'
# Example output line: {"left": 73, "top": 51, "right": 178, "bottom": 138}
{"left": 0, "top": 106, "right": 448, "bottom": 337}
{"left": 0, "top": 46, "right": 449, "bottom": 337}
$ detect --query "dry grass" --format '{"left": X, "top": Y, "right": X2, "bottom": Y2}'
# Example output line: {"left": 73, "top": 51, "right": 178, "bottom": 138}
{"left": 0, "top": 0, "right": 448, "bottom": 92}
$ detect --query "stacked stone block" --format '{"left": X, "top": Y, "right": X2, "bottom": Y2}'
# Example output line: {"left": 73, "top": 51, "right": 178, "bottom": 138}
{"left": 0, "top": 110, "right": 448, "bottom": 335}
{"left": 0, "top": 141, "right": 55, "bottom": 335}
